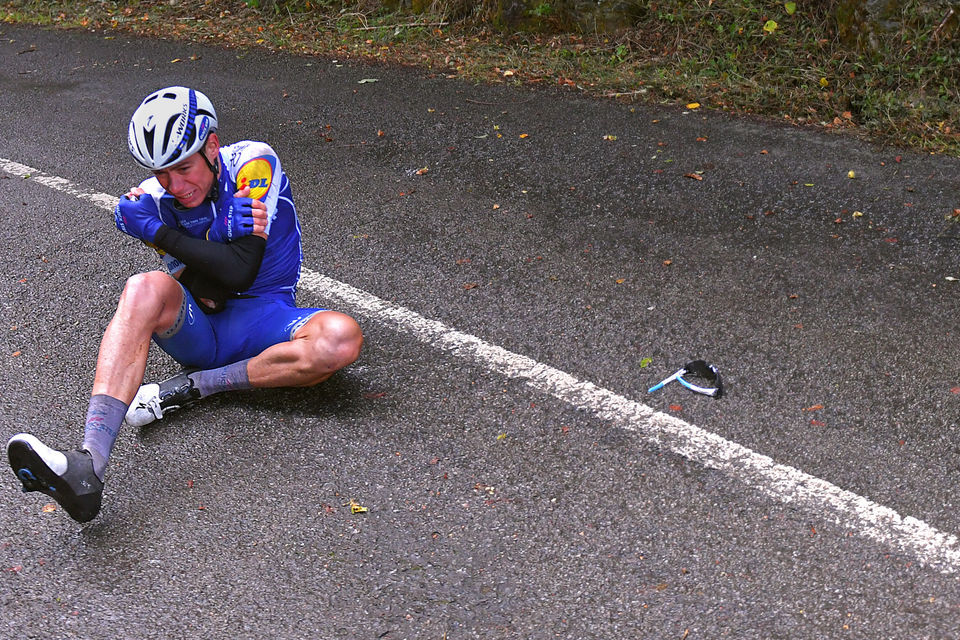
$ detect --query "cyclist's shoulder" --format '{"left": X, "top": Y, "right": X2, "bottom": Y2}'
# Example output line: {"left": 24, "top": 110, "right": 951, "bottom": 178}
{"left": 221, "top": 140, "right": 280, "bottom": 174}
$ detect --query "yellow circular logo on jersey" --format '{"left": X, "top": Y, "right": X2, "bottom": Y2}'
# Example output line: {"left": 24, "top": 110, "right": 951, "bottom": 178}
{"left": 236, "top": 156, "right": 276, "bottom": 201}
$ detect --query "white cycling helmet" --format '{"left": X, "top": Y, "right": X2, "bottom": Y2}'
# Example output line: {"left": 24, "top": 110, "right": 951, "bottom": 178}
{"left": 127, "top": 86, "right": 218, "bottom": 170}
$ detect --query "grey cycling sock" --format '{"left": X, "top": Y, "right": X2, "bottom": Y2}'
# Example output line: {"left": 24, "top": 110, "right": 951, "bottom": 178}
{"left": 190, "top": 358, "right": 253, "bottom": 398}
{"left": 82, "top": 394, "right": 128, "bottom": 481}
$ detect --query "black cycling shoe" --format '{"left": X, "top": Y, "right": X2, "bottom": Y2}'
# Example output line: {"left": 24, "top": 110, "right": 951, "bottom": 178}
{"left": 125, "top": 369, "right": 202, "bottom": 427}
{"left": 7, "top": 433, "right": 103, "bottom": 523}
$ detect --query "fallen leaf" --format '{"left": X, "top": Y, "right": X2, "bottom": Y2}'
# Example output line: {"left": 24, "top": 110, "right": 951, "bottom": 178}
{"left": 496, "top": 433, "right": 507, "bottom": 440}
{"left": 810, "top": 419, "right": 826, "bottom": 427}
{"left": 350, "top": 500, "right": 368, "bottom": 514}
{"left": 669, "top": 404, "right": 682, "bottom": 412}
{"left": 11, "top": 351, "right": 20, "bottom": 357}
{"left": 686, "top": 102, "right": 701, "bottom": 109}
{"left": 492, "top": 203, "right": 500, "bottom": 210}
{"left": 170, "top": 58, "right": 181, "bottom": 63}
{"left": 463, "top": 282, "right": 478, "bottom": 290}
{"left": 615, "top": 278, "right": 625, "bottom": 284}
{"left": 640, "top": 357, "right": 652, "bottom": 368}
{"left": 802, "top": 404, "right": 824, "bottom": 412}
{"left": 42, "top": 503, "right": 56, "bottom": 513}
{"left": 684, "top": 173, "right": 703, "bottom": 181}
{"left": 519, "top": 133, "right": 529, "bottom": 139}
{"left": 415, "top": 166, "right": 429, "bottom": 175}
{"left": 602, "top": 134, "right": 618, "bottom": 141}
{"left": 696, "top": 136, "right": 707, "bottom": 142}
{"left": 663, "top": 259, "right": 672, "bottom": 266}
{"left": 950, "top": 387, "right": 960, "bottom": 394}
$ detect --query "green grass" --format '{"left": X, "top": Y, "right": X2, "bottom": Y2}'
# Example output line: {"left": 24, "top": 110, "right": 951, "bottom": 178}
{"left": 3, "top": 0, "right": 960, "bottom": 153}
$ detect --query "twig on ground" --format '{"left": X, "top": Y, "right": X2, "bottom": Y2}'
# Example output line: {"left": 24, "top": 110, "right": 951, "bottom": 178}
{"left": 353, "top": 21, "right": 448, "bottom": 31}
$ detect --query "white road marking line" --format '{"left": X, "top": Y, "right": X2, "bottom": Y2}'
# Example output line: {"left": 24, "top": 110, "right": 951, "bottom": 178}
{"left": 5, "top": 156, "right": 960, "bottom": 573}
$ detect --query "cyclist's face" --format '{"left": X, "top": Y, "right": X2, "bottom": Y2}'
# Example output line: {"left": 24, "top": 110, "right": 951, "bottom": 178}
{"left": 153, "top": 136, "right": 218, "bottom": 208}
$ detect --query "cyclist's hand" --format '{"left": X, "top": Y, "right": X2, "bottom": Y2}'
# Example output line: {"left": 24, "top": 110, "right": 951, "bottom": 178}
{"left": 244, "top": 187, "right": 269, "bottom": 238}
{"left": 208, "top": 188, "right": 256, "bottom": 243}
{"left": 114, "top": 191, "right": 162, "bottom": 242}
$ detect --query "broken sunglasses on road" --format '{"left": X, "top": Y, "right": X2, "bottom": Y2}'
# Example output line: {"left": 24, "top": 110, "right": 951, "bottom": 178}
{"left": 648, "top": 360, "right": 723, "bottom": 399}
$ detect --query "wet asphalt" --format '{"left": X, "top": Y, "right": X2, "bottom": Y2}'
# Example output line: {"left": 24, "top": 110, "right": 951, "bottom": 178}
{"left": 1, "top": 23, "right": 960, "bottom": 639}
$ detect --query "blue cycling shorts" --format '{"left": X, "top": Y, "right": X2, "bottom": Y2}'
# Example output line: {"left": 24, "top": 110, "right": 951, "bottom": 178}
{"left": 153, "top": 286, "right": 325, "bottom": 369}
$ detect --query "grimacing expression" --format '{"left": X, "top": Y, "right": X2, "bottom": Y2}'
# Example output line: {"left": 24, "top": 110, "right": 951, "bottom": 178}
{"left": 153, "top": 137, "right": 218, "bottom": 208}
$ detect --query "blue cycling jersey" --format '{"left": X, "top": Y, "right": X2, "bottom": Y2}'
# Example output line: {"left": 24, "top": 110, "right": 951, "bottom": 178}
{"left": 134, "top": 140, "right": 304, "bottom": 301}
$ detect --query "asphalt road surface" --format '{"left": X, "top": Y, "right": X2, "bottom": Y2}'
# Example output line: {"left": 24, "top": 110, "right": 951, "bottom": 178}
{"left": 2, "top": 23, "right": 960, "bottom": 639}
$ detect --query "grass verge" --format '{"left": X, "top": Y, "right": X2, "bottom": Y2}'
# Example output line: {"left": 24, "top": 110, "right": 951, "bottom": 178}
{"left": 3, "top": 0, "right": 960, "bottom": 154}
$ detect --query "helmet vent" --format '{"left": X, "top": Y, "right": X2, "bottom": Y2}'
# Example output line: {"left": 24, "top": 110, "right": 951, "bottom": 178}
{"left": 141, "top": 128, "right": 155, "bottom": 158}
{"left": 161, "top": 117, "right": 179, "bottom": 156}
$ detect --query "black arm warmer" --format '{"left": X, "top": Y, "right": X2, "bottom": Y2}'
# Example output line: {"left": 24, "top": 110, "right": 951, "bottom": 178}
{"left": 153, "top": 226, "right": 266, "bottom": 292}
{"left": 178, "top": 269, "right": 230, "bottom": 314}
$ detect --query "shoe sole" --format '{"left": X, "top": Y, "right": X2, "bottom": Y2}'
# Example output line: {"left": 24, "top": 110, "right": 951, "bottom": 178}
{"left": 7, "top": 437, "right": 101, "bottom": 523}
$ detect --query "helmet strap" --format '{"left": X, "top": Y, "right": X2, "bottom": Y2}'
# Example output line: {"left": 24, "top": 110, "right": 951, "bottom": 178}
{"left": 202, "top": 144, "right": 220, "bottom": 202}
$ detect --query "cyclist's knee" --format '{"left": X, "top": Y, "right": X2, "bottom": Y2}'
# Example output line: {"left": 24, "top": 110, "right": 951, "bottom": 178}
{"left": 301, "top": 311, "right": 363, "bottom": 373}
{"left": 321, "top": 312, "right": 363, "bottom": 368}
{"left": 118, "top": 271, "right": 181, "bottom": 319}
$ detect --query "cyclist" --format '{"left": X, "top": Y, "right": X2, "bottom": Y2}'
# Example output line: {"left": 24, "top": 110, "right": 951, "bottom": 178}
{"left": 7, "top": 86, "right": 363, "bottom": 522}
